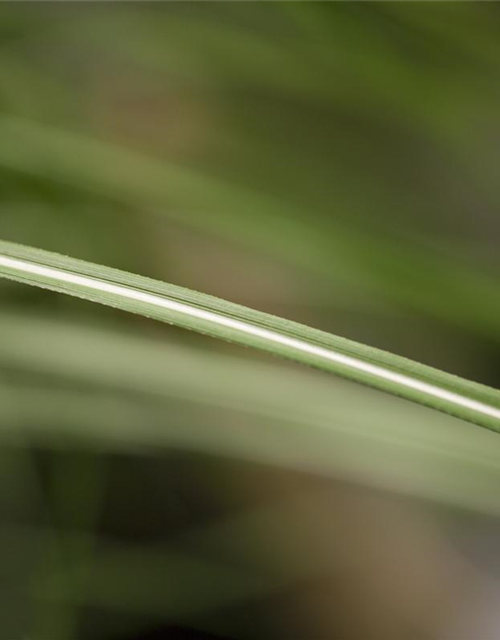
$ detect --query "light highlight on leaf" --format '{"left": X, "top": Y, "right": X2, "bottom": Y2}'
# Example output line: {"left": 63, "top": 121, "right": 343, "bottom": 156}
{"left": 0, "top": 239, "right": 499, "bottom": 433}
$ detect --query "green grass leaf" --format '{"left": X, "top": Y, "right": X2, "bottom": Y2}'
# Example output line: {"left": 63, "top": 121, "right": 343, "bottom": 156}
{"left": 1, "top": 115, "right": 500, "bottom": 340}
{"left": 2, "top": 311, "right": 500, "bottom": 514}
{"left": 1, "top": 238, "right": 499, "bottom": 433}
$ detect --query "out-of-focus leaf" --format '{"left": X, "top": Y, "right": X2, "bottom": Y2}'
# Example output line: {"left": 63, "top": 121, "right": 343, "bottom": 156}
{"left": 1, "top": 117, "right": 499, "bottom": 339}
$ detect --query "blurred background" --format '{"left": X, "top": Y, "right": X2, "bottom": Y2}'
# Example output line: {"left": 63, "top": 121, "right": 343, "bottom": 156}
{"left": 1, "top": 3, "right": 500, "bottom": 639}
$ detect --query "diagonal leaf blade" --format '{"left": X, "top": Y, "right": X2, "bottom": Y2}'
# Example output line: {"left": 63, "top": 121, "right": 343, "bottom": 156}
{"left": 0, "top": 238, "right": 499, "bottom": 433}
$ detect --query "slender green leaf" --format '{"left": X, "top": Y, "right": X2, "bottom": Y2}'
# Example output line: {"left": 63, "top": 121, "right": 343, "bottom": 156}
{"left": 1, "top": 239, "right": 499, "bottom": 433}
{"left": 2, "top": 310, "right": 500, "bottom": 514}
{"left": 1, "top": 115, "right": 499, "bottom": 339}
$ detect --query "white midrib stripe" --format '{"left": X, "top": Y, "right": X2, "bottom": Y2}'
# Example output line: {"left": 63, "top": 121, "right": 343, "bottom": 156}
{"left": 1, "top": 254, "right": 499, "bottom": 423}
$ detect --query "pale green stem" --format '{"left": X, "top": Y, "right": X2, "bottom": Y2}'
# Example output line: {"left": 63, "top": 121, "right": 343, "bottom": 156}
{"left": 0, "top": 239, "right": 499, "bottom": 433}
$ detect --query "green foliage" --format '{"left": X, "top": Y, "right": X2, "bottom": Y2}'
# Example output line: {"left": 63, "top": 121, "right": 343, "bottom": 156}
{"left": 1, "top": 4, "right": 500, "bottom": 638}
{"left": 1, "top": 239, "right": 500, "bottom": 433}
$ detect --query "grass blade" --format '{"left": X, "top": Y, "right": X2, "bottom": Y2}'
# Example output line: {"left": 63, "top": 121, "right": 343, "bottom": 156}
{"left": 0, "top": 238, "right": 499, "bottom": 433}
{"left": 1, "top": 115, "right": 500, "bottom": 341}
{"left": 2, "top": 311, "right": 500, "bottom": 513}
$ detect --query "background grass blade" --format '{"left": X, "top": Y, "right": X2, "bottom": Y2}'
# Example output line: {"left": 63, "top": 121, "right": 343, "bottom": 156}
{"left": 2, "top": 311, "right": 500, "bottom": 515}
{"left": 1, "top": 239, "right": 499, "bottom": 433}
{"left": 1, "top": 115, "right": 499, "bottom": 341}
